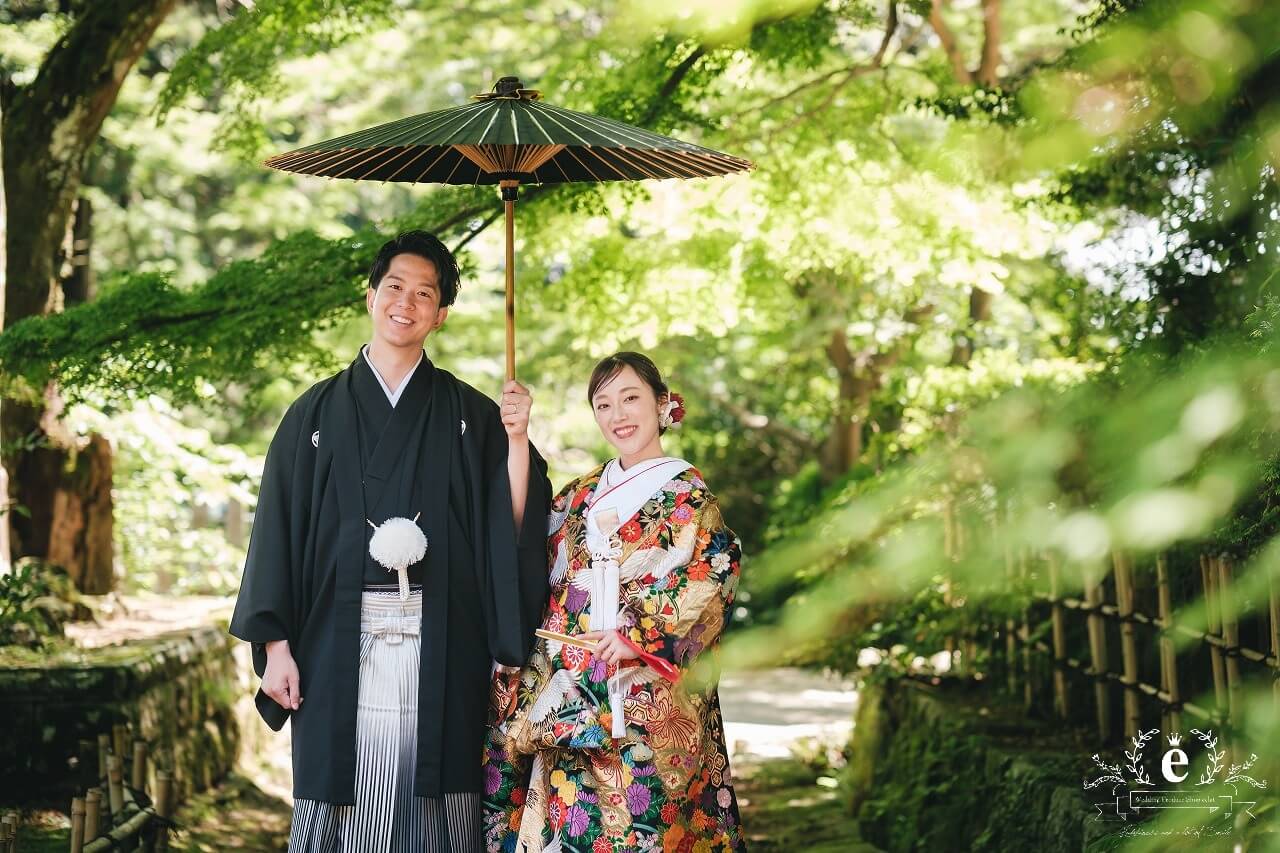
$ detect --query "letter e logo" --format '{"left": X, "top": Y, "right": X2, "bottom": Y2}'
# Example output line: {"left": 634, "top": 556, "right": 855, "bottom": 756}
{"left": 1162, "top": 747, "right": 1188, "bottom": 783}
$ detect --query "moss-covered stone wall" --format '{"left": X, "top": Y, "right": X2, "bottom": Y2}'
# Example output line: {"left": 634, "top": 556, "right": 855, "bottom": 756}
{"left": 0, "top": 626, "right": 241, "bottom": 807}
{"left": 846, "top": 677, "right": 1119, "bottom": 853}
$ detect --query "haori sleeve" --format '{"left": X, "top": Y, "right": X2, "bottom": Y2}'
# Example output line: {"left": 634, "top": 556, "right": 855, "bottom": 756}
{"left": 619, "top": 484, "right": 743, "bottom": 680}
{"left": 480, "top": 404, "right": 552, "bottom": 667}
{"left": 229, "top": 401, "right": 306, "bottom": 676}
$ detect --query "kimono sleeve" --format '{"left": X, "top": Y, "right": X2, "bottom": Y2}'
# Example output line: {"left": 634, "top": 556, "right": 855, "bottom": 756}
{"left": 620, "top": 488, "right": 743, "bottom": 678}
{"left": 480, "top": 409, "right": 552, "bottom": 666}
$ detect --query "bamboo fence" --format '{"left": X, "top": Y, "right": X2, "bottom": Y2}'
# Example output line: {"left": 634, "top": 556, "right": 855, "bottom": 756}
{"left": 48, "top": 722, "right": 174, "bottom": 853}
{"left": 944, "top": 501, "right": 1279, "bottom": 750}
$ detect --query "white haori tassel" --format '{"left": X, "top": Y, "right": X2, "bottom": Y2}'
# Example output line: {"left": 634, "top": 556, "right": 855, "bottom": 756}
{"left": 367, "top": 512, "right": 427, "bottom": 601}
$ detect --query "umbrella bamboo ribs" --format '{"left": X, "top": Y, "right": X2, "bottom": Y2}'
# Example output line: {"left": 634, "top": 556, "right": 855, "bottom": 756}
{"left": 264, "top": 75, "right": 752, "bottom": 380}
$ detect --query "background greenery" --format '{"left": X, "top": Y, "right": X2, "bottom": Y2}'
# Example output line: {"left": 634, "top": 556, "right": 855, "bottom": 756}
{"left": 2, "top": 0, "right": 1279, "bottom": 841}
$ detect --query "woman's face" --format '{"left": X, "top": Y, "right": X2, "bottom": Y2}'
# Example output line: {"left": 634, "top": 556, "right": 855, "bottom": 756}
{"left": 591, "top": 365, "right": 665, "bottom": 461}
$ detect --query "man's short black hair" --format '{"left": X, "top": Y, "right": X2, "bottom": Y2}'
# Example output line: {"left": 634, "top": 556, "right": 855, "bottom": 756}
{"left": 367, "top": 230, "right": 461, "bottom": 307}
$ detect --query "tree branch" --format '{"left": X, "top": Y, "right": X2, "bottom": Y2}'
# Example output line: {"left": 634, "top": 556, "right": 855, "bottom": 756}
{"left": 729, "top": 3, "right": 900, "bottom": 121}
{"left": 726, "top": 3, "right": 900, "bottom": 143}
{"left": 705, "top": 385, "right": 816, "bottom": 451}
{"left": 975, "top": 0, "right": 1002, "bottom": 86}
{"left": 929, "top": 0, "right": 1002, "bottom": 87}
{"left": 928, "top": 0, "right": 973, "bottom": 85}
{"left": 640, "top": 45, "right": 707, "bottom": 127}
{"left": 451, "top": 206, "right": 504, "bottom": 254}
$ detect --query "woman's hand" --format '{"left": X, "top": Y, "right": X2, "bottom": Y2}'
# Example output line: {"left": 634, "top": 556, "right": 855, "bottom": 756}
{"left": 263, "top": 639, "right": 303, "bottom": 710}
{"left": 580, "top": 630, "right": 641, "bottom": 665}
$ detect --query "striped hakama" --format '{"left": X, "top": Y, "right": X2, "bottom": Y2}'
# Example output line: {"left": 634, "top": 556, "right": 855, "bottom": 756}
{"left": 289, "top": 590, "right": 482, "bottom": 852}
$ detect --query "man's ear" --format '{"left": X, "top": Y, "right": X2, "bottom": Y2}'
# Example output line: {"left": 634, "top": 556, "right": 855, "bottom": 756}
{"left": 433, "top": 306, "right": 449, "bottom": 330}
{"left": 366, "top": 287, "right": 376, "bottom": 313}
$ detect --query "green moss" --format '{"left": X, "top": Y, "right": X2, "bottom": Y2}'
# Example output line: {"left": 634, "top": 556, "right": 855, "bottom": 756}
{"left": 735, "top": 756, "right": 878, "bottom": 853}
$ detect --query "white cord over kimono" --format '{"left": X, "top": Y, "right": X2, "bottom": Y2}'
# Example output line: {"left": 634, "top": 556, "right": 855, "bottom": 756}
{"left": 584, "top": 457, "right": 691, "bottom": 738}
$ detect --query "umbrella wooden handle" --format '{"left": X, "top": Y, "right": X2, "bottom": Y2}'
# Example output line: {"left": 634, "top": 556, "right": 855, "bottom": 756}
{"left": 502, "top": 181, "right": 519, "bottom": 382}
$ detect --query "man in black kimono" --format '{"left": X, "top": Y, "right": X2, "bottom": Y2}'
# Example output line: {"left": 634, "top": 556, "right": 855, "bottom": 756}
{"left": 229, "top": 230, "right": 550, "bottom": 852}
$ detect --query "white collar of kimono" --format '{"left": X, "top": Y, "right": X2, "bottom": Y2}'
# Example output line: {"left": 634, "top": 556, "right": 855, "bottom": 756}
{"left": 587, "top": 456, "right": 692, "bottom": 541}
{"left": 585, "top": 455, "right": 691, "bottom": 737}
{"left": 361, "top": 344, "right": 424, "bottom": 408}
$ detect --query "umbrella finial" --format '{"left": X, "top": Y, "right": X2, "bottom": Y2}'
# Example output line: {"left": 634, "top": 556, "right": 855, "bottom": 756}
{"left": 474, "top": 76, "right": 541, "bottom": 101}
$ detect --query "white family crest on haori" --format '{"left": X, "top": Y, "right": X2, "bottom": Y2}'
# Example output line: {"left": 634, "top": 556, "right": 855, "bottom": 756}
{"left": 311, "top": 430, "right": 320, "bottom": 447}
{"left": 585, "top": 456, "right": 692, "bottom": 736}
{"left": 367, "top": 512, "right": 427, "bottom": 601}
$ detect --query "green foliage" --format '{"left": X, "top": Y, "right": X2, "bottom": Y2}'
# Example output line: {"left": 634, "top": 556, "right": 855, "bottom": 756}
{"left": 0, "top": 229, "right": 374, "bottom": 405}
{"left": 0, "top": 560, "right": 77, "bottom": 648}
{"left": 68, "top": 400, "right": 259, "bottom": 596}
{"left": 156, "top": 0, "right": 397, "bottom": 158}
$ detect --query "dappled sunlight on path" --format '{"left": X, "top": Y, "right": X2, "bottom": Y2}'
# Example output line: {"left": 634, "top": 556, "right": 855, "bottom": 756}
{"left": 720, "top": 667, "right": 858, "bottom": 760}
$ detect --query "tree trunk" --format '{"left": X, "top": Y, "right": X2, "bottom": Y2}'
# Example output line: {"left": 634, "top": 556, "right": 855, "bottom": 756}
{"left": 929, "top": 0, "right": 1002, "bottom": 87}
{"left": 1, "top": 0, "right": 177, "bottom": 585}
{"left": 820, "top": 331, "right": 878, "bottom": 482}
{"left": 45, "top": 433, "right": 114, "bottom": 593}
{"left": 821, "top": 305, "right": 933, "bottom": 482}
{"left": 949, "top": 285, "right": 994, "bottom": 366}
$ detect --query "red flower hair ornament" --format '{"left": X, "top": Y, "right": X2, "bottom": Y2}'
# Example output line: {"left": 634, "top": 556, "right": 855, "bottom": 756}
{"left": 658, "top": 392, "right": 686, "bottom": 430}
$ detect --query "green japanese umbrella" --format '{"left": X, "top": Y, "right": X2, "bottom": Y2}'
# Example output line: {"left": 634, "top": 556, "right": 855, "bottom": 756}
{"left": 265, "top": 76, "right": 753, "bottom": 379}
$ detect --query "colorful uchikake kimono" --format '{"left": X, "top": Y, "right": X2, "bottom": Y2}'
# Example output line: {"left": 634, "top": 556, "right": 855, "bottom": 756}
{"left": 483, "top": 457, "right": 747, "bottom": 853}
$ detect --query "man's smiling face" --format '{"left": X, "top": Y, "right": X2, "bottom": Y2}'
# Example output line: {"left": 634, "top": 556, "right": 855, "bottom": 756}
{"left": 366, "top": 252, "right": 448, "bottom": 349}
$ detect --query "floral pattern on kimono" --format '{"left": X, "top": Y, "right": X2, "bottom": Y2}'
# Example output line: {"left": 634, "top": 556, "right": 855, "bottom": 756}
{"left": 483, "top": 464, "right": 746, "bottom": 853}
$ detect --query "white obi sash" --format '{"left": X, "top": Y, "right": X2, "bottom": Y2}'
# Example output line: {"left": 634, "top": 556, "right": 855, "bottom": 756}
{"left": 584, "top": 456, "right": 692, "bottom": 737}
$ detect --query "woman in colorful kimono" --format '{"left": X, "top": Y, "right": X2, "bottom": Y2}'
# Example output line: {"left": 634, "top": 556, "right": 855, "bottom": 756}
{"left": 483, "top": 351, "right": 747, "bottom": 853}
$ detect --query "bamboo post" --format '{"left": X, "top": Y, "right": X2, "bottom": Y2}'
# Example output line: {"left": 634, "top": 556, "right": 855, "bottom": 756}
{"left": 131, "top": 742, "right": 147, "bottom": 791}
{"left": 1020, "top": 548, "right": 1036, "bottom": 712}
{"left": 1155, "top": 554, "right": 1182, "bottom": 734}
{"left": 85, "top": 789, "right": 102, "bottom": 840}
{"left": 1, "top": 814, "right": 15, "bottom": 853}
{"left": 1005, "top": 523, "right": 1018, "bottom": 695}
{"left": 1084, "top": 564, "right": 1111, "bottom": 741}
{"left": 1048, "top": 553, "right": 1069, "bottom": 719}
{"left": 107, "top": 756, "right": 125, "bottom": 820}
{"left": 1217, "top": 556, "right": 1242, "bottom": 729}
{"left": 96, "top": 734, "right": 110, "bottom": 784}
{"left": 112, "top": 725, "right": 127, "bottom": 764}
{"left": 1201, "top": 554, "right": 1227, "bottom": 716}
{"left": 1113, "top": 552, "right": 1141, "bottom": 741}
{"left": 71, "top": 798, "right": 86, "bottom": 853}
{"left": 942, "top": 500, "right": 957, "bottom": 668}
{"left": 1270, "top": 567, "right": 1280, "bottom": 706}
{"left": 153, "top": 771, "right": 172, "bottom": 853}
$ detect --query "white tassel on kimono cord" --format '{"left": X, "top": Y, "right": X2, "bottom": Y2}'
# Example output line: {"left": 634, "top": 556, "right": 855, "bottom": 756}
{"left": 367, "top": 513, "right": 427, "bottom": 600}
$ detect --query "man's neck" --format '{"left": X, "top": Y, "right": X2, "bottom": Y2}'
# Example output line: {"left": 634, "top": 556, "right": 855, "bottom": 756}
{"left": 365, "top": 339, "right": 422, "bottom": 390}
